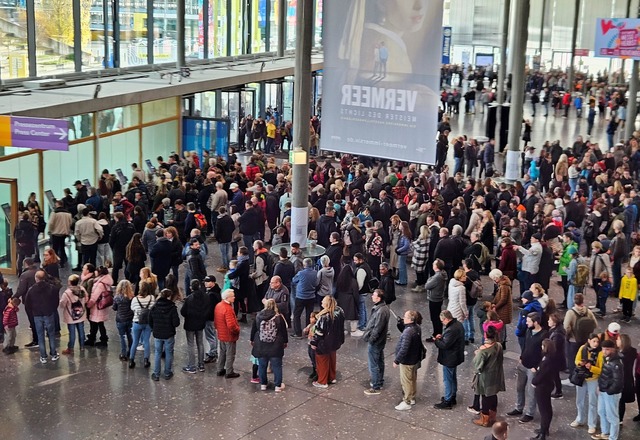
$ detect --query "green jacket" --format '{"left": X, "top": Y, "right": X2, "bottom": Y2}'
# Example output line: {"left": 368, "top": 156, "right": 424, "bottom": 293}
{"left": 558, "top": 241, "right": 577, "bottom": 276}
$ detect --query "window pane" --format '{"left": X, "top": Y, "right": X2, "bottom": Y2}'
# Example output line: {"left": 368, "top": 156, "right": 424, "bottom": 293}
{"left": 230, "top": 0, "right": 242, "bottom": 56}
{"left": 98, "top": 130, "right": 140, "bottom": 175}
{"left": 97, "top": 105, "right": 139, "bottom": 134}
{"left": 286, "top": 0, "right": 295, "bottom": 50}
{"left": 0, "top": 3, "right": 29, "bottom": 79}
{"left": 142, "top": 98, "right": 177, "bottom": 123}
{"left": 314, "top": 0, "right": 322, "bottom": 47}
{"left": 118, "top": 0, "right": 148, "bottom": 67}
{"left": 142, "top": 120, "right": 178, "bottom": 163}
{"left": 185, "top": 0, "right": 199, "bottom": 60}
{"left": 67, "top": 114, "right": 94, "bottom": 141}
{"left": 251, "top": 0, "right": 266, "bottom": 53}
{"left": 34, "top": 0, "right": 78, "bottom": 76}
{"left": 270, "top": 0, "right": 278, "bottom": 51}
{"left": 0, "top": 152, "right": 40, "bottom": 204}
{"left": 43, "top": 141, "right": 94, "bottom": 203}
{"left": 154, "top": 0, "right": 177, "bottom": 63}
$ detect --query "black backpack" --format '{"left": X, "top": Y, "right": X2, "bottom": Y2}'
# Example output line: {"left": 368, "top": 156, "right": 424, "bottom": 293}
{"left": 137, "top": 297, "right": 152, "bottom": 325}
{"left": 259, "top": 252, "right": 275, "bottom": 277}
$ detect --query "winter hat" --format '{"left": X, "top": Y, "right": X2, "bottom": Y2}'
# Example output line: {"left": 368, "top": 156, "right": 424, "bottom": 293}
{"left": 522, "top": 290, "right": 534, "bottom": 302}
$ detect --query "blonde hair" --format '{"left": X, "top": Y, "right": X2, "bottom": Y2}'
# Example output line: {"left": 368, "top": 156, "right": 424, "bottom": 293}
{"left": 454, "top": 268, "right": 466, "bottom": 281}
{"left": 317, "top": 295, "right": 337, "bottom": 320}
{"left": 530, "top": 283, "right": 545, "bottom": 296}
{"left": 116, "top": 279, "right": 135, "bottom": 299}
{"left": 263, "top": 298, "right": 279, "bottom": 314}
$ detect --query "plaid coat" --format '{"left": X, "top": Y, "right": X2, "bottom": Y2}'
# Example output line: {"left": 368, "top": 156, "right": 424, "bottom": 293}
{"left": 411, "top": 238, "right": 429, "bottom": 272}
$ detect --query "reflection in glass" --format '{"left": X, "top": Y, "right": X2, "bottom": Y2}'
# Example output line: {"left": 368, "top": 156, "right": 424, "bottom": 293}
{"left": 67, "top": 114, "right": 94, "bottom": 141}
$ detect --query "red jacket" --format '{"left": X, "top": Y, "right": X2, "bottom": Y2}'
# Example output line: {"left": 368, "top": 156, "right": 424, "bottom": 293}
{"left": 246, "top": 163, "right": 260, "bottom": 182}
{"left": 214, "top": 300, "right": 240, "bottom": 342}
{"left": 3, "top": 304, "right": 18, "bottom": 328}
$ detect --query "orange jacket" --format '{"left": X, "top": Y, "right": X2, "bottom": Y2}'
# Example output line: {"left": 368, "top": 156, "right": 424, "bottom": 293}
{"left": 214, "top": 300, "right": 240, "bottom": 342}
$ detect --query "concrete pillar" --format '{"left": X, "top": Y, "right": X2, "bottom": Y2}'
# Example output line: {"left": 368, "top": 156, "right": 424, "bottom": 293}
{"left": 625, "top": 60, "right": 638, "bottom": 140}
{"left": 505, "top": 0, "right": 530, "bottom": 182}
{"left": 277, "top": 0, "right": 286, "bottom": 57}
{"left": 290, "top": 0, "right": 313, "bottom": 247}
{"left": 537, "top": 0, "right": 546, "bottom": 56}
{"left": 494, "top": 0, "right": 510, "bottom": 156}
{"left": 567, "top": 0, "right": 580, "bottom": 93}
{"left": 176, "top": 0, "right": 186, "bottom": 68}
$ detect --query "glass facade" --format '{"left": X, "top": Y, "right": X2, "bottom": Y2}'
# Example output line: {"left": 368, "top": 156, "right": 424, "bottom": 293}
{"left": 0, "top": 0, "right": 321, "bottom": 81}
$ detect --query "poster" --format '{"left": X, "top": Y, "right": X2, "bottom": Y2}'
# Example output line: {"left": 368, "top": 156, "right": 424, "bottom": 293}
{"left": 442, "top": 26, "right": 452, "bottom": 64}
{"left": 322, "top": 0, "right": 443, "bottom": 164}
{"left": 594, "top": 18, "right": 640, "bottom": 60}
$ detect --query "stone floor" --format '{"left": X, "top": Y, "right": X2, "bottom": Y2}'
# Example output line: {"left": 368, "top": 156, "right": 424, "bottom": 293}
{"left": 2, "top": 107, "right": 640, "bottom": 439}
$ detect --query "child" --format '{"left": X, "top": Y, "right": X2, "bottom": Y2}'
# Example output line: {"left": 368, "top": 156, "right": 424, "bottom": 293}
{"left": 3, "top": 297, "right": 20, "bottom": 354}
{"left": 222, "top": 260, "right": 238, "bottom": 291}
{"left": 619, "top": 267, "right": 637, "bottom": 323}
{"left": 0, "top": 279, "right": 11, "bottom": 345}
{"left": 303, "top": 311, "right": 318, "bottom": 381}
{"left": 482, "top": 311, "right": 505, "bottom": 345}
{"left": 594, "top": 271, "right": 612, "bottom": 317}
{"left": 249, "top": 355, "right": 260, "bottom": 384}
{"left": 475, "top": 301, "right": 492, "bottom": 343}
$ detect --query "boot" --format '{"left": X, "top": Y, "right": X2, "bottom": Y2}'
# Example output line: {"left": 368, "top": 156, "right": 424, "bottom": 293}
{"left": 473, "top": 412, "right": 491, "bottom": 427}
{"left": 488, "top": 410, "right": 497, "bottom": 425}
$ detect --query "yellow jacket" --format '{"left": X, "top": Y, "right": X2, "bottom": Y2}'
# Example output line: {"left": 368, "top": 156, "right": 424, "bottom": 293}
{"left": 266, "top": 121, "right": 276, "bottom": 139}
{"left": 619, "top": 275, "right": 637, "bottom": 301}
{"left": 575, "top": 345, "right": 604, "bottom": 381}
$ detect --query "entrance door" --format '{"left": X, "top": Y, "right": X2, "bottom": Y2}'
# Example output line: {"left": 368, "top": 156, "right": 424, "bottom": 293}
{"left": 0, "top": 178, "right": 18, "bottom": 275}
{"left": 221, "top": 89, "right": 256, "bottom": 144}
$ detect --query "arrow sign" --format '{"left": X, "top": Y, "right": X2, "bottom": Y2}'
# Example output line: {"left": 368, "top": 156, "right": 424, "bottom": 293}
{"left": 0, "top": 116, "right": 69, "bottom": 151}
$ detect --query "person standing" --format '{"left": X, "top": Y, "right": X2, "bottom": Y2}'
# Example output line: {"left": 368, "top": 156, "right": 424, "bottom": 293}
{"left": 507, "top": 312, "right": 548, "bottom": 424}
{"left": 203, "top": 275, "right": 222, "bottom": 364}
{"left": 571, "top": 334, "right": 604, "bottom": 435}
{"left": 47, "top": 200, "right": 73, "bottom": 268}
{"left": 85, "top": 266, "right": 112, "bottom": 348}
{"left": 149, "top": 288, "right": 181, "bottom": 381}
{"left": 594, "top": 340, "right": 624, "bottom": 440}
{"left": 74, "top": 208, "right": 104, "bottom": 266}
{"left": 434, "top": 310, "right": 466, "bottom": 409}
{"left": 425, "top": 259, "right": 448, "bottom": 343}
{"left": 58, "top": 274, "right": 88, "bottom": 355}
{"left": 515, "top": 233, "right": 543, "bottom": 296}
{"left": 310, "top": 296, "right": 346, "bottom": 389}
{"left": 471, "top": 325, "right": 506, "bottom": 427}
{"left": 531, "top": 339, "right": 559, "bottom": 440}
{"left": 250, "top": 299, "right": 289, "bottom": 392}
{"left": 181, "top": 279, "right": 210, "bottom": 374}
{"left": 352, "top": 253, "right": 373, "bottom": 334}
{"left": 108, "top": 212, "right": 135, "bottom": 283}
{"left": 490, "top": 269, "right": 513, "bottom": 349}
{"left": 363, "top": 289, "right": 391, "bottom": 395}
{"left": 128, "top": 280, "right": 154, "bottom": 368}
{"left": 214, "top": 289, "right": 241, "bottom": 378}
{"left": 393, "top": 310, "right": 424, "bottom": 411}
{"left": 24, "top": 270, "right": 60, "bottom": 364}
{"left": 291, "top": 258, "right": 318, "bottom": 338}
{"left": 617, "top": 334, "right": 637, "bottom": 425}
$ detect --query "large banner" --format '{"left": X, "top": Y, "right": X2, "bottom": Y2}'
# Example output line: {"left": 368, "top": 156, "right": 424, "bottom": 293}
{"left": 594, "top": 18, "right": 640, "bottom": 60}
{"left": 322, "top": 0, "right": 443, "bottom": 164}
{"left": 442, "top": 26, "right": 452, "bottom": 64}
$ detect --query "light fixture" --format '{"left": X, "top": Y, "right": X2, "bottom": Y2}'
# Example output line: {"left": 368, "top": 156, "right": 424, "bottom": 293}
{"left": 292, "top": 148, "right": 307, "bottom": 165}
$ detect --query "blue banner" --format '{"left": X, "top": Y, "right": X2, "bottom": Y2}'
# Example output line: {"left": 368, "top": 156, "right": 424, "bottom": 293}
{"left": 442, "top": 26, "right": 452, "bottom": 64}
{"left": 182, "top": 118, "right": 229, "bottom": 166}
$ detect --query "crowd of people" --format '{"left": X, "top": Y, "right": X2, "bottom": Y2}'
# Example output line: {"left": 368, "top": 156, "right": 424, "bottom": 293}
{"left": 2, "top": 93, "right": 640, "bottom": 439}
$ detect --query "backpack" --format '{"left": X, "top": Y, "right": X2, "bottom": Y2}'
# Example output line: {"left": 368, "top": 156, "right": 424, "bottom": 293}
{"left": 163, "top": 207, "right": 174, "bottom": 223}
{"left": 258, "top": 252, "right": 275, "bottom": 278}
{"left": 66, "top": 289, "right": 85, "bottom": 321}
{"left": 342, "top": 228, "right": 352, "bottom": 246}
{"left": 368, "top": 276, "right": 380, "bottom": 292}
{"left": 259, "top": 315, "right": 278, "bottom": 343}
{"left": 476, "top": 243, "right": 490, "bottom": 266}
{"left": 194, "top": 212, "right": 208, "bottom": 231}
{"left": 470, "top": 279, "right": 484, "bottom": 299}
{"left": 572, "top": 309, "right": 597, "bottom": 345}
{"left": 574, "top": 261, "right": 590, "bottom": 287}
{"left": 583, "top": 217, "right": 595, "bottom": 239}
{"left": 136, "top": 297, "right": 152, "bottom": 325}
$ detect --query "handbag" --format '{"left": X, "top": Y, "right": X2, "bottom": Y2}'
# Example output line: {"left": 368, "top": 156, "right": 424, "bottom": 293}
{"left": 569, "top": 365, "right": 590, "bottom": 387}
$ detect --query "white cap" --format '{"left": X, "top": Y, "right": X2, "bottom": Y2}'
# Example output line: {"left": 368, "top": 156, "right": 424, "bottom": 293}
{"left": 230, "top": 183, "right": 239, "bottom": 190}
{"left": 607, "top": 322, "right": 621, "bottom": 334}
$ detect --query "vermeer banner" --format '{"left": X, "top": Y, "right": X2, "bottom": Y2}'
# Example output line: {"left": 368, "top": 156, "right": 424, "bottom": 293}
{"left": 322, "top": 0, "right": 443, "bottom": 164}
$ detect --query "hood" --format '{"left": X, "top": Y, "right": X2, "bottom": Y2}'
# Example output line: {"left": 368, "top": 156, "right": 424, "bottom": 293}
{"left": 537, "top": 293, "right": 549, "bottom": 309}
{"left": 449, "top": 278, "right": 464, "bottom": 288}
{"left": 98, "top": 219, "right": 109, "bottom": 225}
{"left": 321, "top": 267, "right": 335, "bottom": 277}
{"left": 318, "top": 215, "right": 337, "bottom": 226}
{"left": 96, "top": 274, "right": 113, "bottom": 286}
{"left": 257, "top": 308, "right": 276, "bottom": 322}
{"left": 571, "top": 305, "right": 588, "bottom": 316}
{"left": 68, "top": 286, "right": 86, "bottom": 299}
{"left": 54, "top": 207, "right": 70, "bottom": 214}
{"left": 154, "top": 297, "right": 175, "bottom": 312}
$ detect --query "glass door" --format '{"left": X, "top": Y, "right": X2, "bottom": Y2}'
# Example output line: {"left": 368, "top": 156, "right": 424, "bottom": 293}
{"left": 221, "top": 89, "right": 256, "bottom": 144}
{"left": 0, "top": 178, "right": 18, "bottom": 274}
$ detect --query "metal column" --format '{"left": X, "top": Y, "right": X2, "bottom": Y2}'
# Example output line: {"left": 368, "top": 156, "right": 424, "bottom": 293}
{"left": 494, "top": 0, "right": 510, "bottom": 155}
{"left": 176, "top": 0, "right": 186, "bottom": 67}
{"left": 538, "top": 0, "right": 546, "bottom": 56}
{"left": 505, "top": 0, "right": 530, "bottom": 182}
{"left": 277, "top": 0, "right": 286, "bottom": 57}
{"left": 290, "top": 0, "right": 313, "bottom": 247}
{"left": 26, "top": 0, "right": 36, "bottom": 77}
{"left": 112, "top": 0, "right": 121, "bottom": 68}
{"left": 73, "top": 0, "right": 82, "bottom": 72}
{"left": 567, "top": 0, "right": 580, "bottom": 92}
{"left": 147, "top": 0, "right": 154, "bottom": 63}
{"left": 625, "top": 2, "right": 640, "bottom": 140}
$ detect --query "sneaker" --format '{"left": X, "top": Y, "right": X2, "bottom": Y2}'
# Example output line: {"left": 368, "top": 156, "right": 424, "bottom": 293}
{"left": 364, "top": 388, "right": 381, "bottom": 395}
{"left": 434, "top": 400, "right": 453, "bottom": 410}
{"left": 151, "top": 373, "right": 160, "bottom": 381}
{"left": 225, "top": 372, "right": 240, "bottom": 379}
{"left": 519, "top": 415, "right": 534, "bottom": 423}
{"left": 260, "top": 384, "right": 267, "bottom": 391}
{"left": 40, "top": 356, "right": 47, "bottom": 364}
{"left": 467, "top": 406, "right": 481, "bottom": 415}
{"left": 330, "top": 379, "right": 337, "bottom": 384}
{"left": 588, "top": 427, "right": 596, "bottom": 434}
{"left": 410, "top": 399, "right": 416, "bottom": 405}
{"left": 350, "top": 330, "right": 364, "bottom": 337}
{"left": 51, "top": 353, "right": 60, "bottom": 361}
{"left": 551, "top": 393, "right": 563, "bottom": 399}
{"left": 25, "top": 341, "right": 38, "bottom": 348}
{"left": 119, "top": 354, "right": 128, "bottom": 361}
{"left": 216, "top": 369, "right": 226, "bottom": 376}
{"left": 275, "top": 383, "right": 285, "bottom": 392}
{"left": 203, "top": 355, "right": 217, "bottom": 364}
{"left": 250, "top": 378, "right": 260, "bottom": 384}
{"left": 197, "top": 364, "right": 205, "bottom": 373}
{"left": 507, "top": 409, "right": 523, "bottom": 416}
{"left": 136, "top": 344, "right": 144, "bottom": 351}
{"left": 164, "top": 372, "right": 174, "bottom": 380}
{"left": 570, "top": 420, "right": 585, "bottom": 428}
{"left": 312, "top": 381, "right": 328, "bottom": 389}
{"left": 182, "top": 366, "right": 197, "bottom": 374}
{"left": 591, "top": 434, "right": 609, "bottom": 440}
{"left": 395, "top": 401, "right": 412, "bottom": 411}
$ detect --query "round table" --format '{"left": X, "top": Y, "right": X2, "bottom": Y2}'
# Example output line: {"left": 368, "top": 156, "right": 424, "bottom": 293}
{"left": 270, "top": 243, "right": 326, "bottom": 259}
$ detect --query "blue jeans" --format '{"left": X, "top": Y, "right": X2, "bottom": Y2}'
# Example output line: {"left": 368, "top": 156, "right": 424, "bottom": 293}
{"left": 219, "top": 242, "right": 231, "bottom": 269}
{"left": 153, "top": 337, "right": 175, "bottom": 376}
{"left": 34, "top": 314, "right": 57, "bottom": 359}
{"left": 130, "top": 322, "right": 152, "bottom": 361}
{"left": 258, "top": 356, "right": 283, "bottom": 387}
{"left": 116, "top": 320, "right": 133, "bottom": 357}
{"left": 567, "top": 284, "right": 577, "bottom": 309}
{"left": 67, "top": 322, "right": 85, "bottom": 350}
{"left": 397, "top": 254, "right": 408, "bottom": 284}
{"left": 598, "top": 392, "right": 621, "bottom": 439}
{"left": 204, "top": 320, "right": 218, "bottom": 357}
{"left": 357, "top": 294, "right": 367, "bottom": 330}
{"left": 518, "top": 270, "right": 534, "bottom": 295}
{"left": 576, "top": 380, "right": 599, "bottom": 429}
{"left": 367, "top": 343, "right": 385, "bottom": 389}
{"left": 443, "top": 365, "right": 458, "bottom": 402}
{"left": 569, "top": 177, "right": 578, "bottom": 196}
{"left": 463, "top": 304, "right": 475, "bottom": 341}
{"left": 454, "top": 157, "right": 463, "bottom": 174}
{"left": 243, "top": 234, "right": 258, "bottom": 260}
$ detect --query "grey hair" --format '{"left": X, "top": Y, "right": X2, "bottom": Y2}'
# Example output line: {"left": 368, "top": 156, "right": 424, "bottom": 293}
{"left": 452, "top": 225, "right": 463, "bottom": 236}
{"left": 221, "top": 289, "right": 235, "bottom": 300}
{"left": 320, "top": 255, "right": 330, "bottom": 267}
{"left": 303, "top": 258, "right": 314, "bottom": 268}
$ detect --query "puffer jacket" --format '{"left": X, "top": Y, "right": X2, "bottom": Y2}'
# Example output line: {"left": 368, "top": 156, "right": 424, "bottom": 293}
{"left": 214, "top": 300, "right": 240, "bottom": 342}
{"left": 492, "top": 276, "right": 513, "bottom": 324}
{"left": 515, "top": 300, "right": 543, "bottom": 337}
{"left": 435, "top": 318, "right": 465, "bottom": 367}
{"left": 394, "top": 322, "right": 423, "bottom": 366}
{"left": 446, "top": 278, "right": 467, "bottom": 322}
{"left": 598, "top": 351, "right": 624, "bottom": 395}
{"left": 112, "top": 295, "right": 134, "bottom": 323}
{"left": 86, "top": 274, "right": 113, "bottom": 323}
{"left": 181, "top": 289, "right": 210, "bottom": 331}
{"left": 250, "top": 308, "right": 288, "bottom": 358}
{"left": 148, "top": 297, "right": 180, "bottom": 339}
{"left": 310, "top": 307, "right": 345, "bottom": 355}
{"left": 425, "top": 270, "right": 448, "bottom": 303}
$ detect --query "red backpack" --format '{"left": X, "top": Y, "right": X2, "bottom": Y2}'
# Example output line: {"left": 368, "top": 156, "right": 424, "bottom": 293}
{"left": 194, "top": 213, "right": 208, "bottom": 231}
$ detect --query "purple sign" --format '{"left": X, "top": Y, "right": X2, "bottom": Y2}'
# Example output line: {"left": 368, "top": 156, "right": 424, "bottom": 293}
{"left": 10, "top": 116, "right": 69, "bottom": 151}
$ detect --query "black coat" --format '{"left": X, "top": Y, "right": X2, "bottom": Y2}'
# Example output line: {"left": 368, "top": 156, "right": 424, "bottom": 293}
{"left": 228, "top": 258, "right": 259, "bottom": 311}
{"left": 310, "top": 307, "right": 346, "bottom": 355}
{"left": 181, "top": 289, "right": 210, "bottom": 331}
{"left": 336, "top": 268, "right": 359, "bottom": 320}
{"left": 214, "top": 214, "right": 235, "bottom": 244}
{"left": 395, "top": 322, "right": 423, "bottom": 365}
{"left": 150, "top": 237, "right": 173, "bottom": 278}
{"left": 379, "top": 274, "right": 396, "bottom": 304}
{"left": 250, "top": 309, "right": 288, "bottom": 358}
{"left": 325, "top": 243, "right": 343, "bottom": 278}
{"left": 239, "top": 207, "right": 262, "bottom": 235}
{"left": 109, "top": 220, "right": 136, "bottom": 252}
{"left": 149, "top": 297, "right": 180, "bottom": 339}
{"left": 206, "top": 285, "right": 222, "bottom": 321}
{"left": 273, "top": 259, "right": 295, "bottom": 290}
{"left": 316, "top": 215, "right": 339, "bottom": 248}
{"left": 434, "top": 319, "right": 465, "bottom": 367}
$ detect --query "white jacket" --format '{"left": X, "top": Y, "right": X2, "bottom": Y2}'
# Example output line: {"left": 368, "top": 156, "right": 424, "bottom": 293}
{"left": 447, "top": 278, "right": 468, "bottom": 322}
